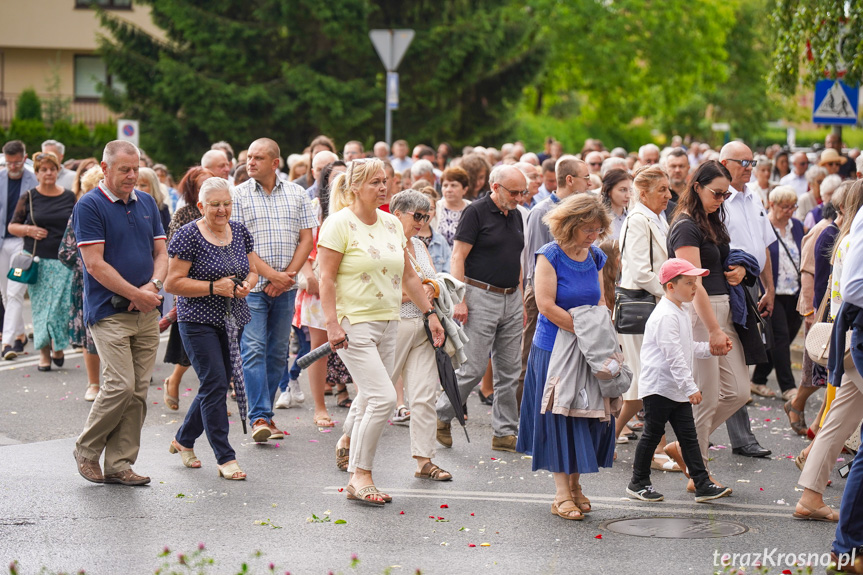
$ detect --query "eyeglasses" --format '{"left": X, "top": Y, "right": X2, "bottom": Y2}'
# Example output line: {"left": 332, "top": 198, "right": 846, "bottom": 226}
{"left": 824, "top": 162, "right": 840, "bottom": 167}
{"left": 34, "top": 153, "right": 53, "bottom": 161}
{"left": 497, "top": 183, "right": 528, "bottom": 197}
{"left": 776, "top": 203, "right": 798, "bottom": 212}
{"left": 703, "top": 185, "right": 732, "bottom": 200}
{"left": 581, "top": 227, "right": 605, "bottom": 235}
{"left": 205, "top": 201, "right": 233, "bottom": 208}
{"left": 406, "top": 211, "right": 430, "bottom": 223}
{"left": 726, "top": 158, "right": 757, "bottom": 168}
{"left": 5, "top": 160, "right": 24, "bottom": 167}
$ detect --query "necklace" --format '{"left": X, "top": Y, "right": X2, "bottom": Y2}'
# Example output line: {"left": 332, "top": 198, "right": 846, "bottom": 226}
{"left": 202, "top": 218, "right": 229, "bottom": 246}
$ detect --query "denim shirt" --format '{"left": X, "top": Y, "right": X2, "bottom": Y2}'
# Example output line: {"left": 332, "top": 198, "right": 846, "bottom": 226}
{"left": 425, "top": 229, "right": 452, "bottom": 274}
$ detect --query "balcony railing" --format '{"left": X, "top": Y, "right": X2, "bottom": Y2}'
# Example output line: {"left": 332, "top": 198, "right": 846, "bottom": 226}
{"left": 0, "top": 93, "right": 115, "bottom": 129}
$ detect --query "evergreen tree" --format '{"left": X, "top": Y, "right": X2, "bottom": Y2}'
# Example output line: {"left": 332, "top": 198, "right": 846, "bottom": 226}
{"left": 97, "top": 0, "right": 544, "bottom": 171}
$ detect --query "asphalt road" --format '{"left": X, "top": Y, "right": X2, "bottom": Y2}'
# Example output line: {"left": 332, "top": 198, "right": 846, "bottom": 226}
{"left": 0, "top": 305, "right": 847, "bottom": 575}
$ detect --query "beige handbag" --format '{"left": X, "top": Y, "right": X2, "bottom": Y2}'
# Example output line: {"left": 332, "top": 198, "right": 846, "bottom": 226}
{"left": 805, "top": 280, "right": 851, "bottom": 367}
{"left": 295, "top": 258, "right": 320, "bottom": 292}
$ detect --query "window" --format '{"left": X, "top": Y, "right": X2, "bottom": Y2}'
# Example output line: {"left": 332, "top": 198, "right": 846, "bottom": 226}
{"left": 75, "top": 0, "right": 132, "bottom": 8}
{"left": 74, "top": 55, "right": 125, "bottom": 100}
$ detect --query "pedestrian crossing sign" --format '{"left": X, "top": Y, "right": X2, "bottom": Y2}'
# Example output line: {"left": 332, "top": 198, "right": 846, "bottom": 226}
{"left": 812, "top": 80, "right": 859, "bottom": 126}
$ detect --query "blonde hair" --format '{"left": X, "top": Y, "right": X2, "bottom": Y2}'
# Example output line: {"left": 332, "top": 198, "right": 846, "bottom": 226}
{"left": 288, "top": 156, "right": 309, "bottom": 181}
{"left": 768, "top": 185, "right": 797, "bottom": 206}
{"left": 330, "top": 158, "right": 385, "bottom": 213}
{"left": 833, "top": 179, "right": 863, "bottom": 262}
{"left": 80, "top": 166, "right": 103, "bottom": 197}
{"left": 543, "top": 193, "right": 611, "bottom": 248}
{"left": 138, "top": 167, "right": 166, "bottom": 209}
{"left": 73, "top": 157, "right": 98, "bottom": 200}
{"left": 632, "top": 164, "right": 668, "bottom": 202}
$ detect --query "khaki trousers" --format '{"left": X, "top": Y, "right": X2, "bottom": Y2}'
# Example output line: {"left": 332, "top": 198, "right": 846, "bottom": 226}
{"left": 391, "top": 317, "right": 439, "bottom": 459}
{"left": 691, "top": 295, "right": 751, "bottom": 468}
{"left": 337, "top": 318, "right": 398, "bottom": 473}
{"left": 799, "top": 369, "right": 863, "bottom": 494}
{"left": 76, "top": 310, "right": 160, "bottom": 474}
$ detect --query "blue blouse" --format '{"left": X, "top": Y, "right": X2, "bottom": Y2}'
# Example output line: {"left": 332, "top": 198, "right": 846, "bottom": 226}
{"left": 168, "top": 220, "right": 254, "bottom": 329}
{"left": 533, "top": 242, "right": 606, "bottom": 352}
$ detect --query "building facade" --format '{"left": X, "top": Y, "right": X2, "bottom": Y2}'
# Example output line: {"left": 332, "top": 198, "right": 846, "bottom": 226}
{"left": 0, "top": 0, "right": 161, "bottom": 128}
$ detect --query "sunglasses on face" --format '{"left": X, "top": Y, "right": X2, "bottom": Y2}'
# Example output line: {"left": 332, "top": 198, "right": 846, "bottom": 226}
{"left": 406, "top": 211, "right": 430, "bottom": 223}
{"left": 703, "top": 185, "right": 732, "bottom": 200}
{"left": 726, "top": 158, "right": 757, "bottom": 168}
{"left": 498, "top": 183, "right": 528, "bottom": 197}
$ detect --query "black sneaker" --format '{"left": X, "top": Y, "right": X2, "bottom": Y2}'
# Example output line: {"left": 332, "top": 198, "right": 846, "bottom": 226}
{"left": 12, "top": 338, "right": 25, "bottom": 354}
{"left": 2, "top": 345, "right": 15, "bottom": 360}
{"left": 627, "top": 482, "right": 664, "bottom": 502}
{"left": 694, "top": 483, "right": 732, "bottom": 503}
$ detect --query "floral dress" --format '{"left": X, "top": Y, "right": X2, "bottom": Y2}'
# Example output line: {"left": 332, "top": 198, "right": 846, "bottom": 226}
{"left": 58, "top": 213, "right": 97, "bottom": 354}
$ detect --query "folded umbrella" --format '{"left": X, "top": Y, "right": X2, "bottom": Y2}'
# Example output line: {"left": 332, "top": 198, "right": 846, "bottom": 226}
{"left": 297, "top": 335, "right": 348, "bottom": 371}
{"left": 423, "top": 319, "right": 469, "bottom": 442}
{"left": 225, "top": 296, "right": 248, "bottom": 433}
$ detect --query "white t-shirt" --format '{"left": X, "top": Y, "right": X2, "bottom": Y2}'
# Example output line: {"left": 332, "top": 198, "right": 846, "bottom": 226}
{"left": 638, "top": 297, "right": 712, "bottom": 403}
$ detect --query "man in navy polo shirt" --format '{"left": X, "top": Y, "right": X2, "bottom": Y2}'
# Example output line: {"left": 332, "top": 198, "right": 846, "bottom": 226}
{"left": 73, "top": 140, "right": 167, "bottom": 486}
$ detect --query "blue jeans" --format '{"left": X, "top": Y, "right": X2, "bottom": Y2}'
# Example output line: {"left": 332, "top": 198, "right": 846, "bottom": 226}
{"left": 241, "top": 290, "right": 296, "bottom": 424}
{"left": 176, "top": 322, "right": 235, "bottom": 465}
{"left": 279, "top": 325, "right": 310, "bottom": 391}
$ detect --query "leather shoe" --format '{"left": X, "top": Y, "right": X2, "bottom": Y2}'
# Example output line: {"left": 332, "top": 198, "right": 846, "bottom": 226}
{"left": 103, "top": 468, "right": 150, "bottom": 486}
{"left": 73, "top": 449, "right": 103, "bottom": 483}
{"left": 492, "top": 435, "right": 517, "bottom": 453}
{"left": 436, "top": 419, "right": 452, "bottom": 448}
{"left": 732, "top": 444, "right": 772, "bottom": 458}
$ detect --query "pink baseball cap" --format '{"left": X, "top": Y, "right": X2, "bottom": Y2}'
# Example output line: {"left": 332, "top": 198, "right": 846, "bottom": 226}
{"left": 659, "top": 258, "right": 710, "bottom": 285}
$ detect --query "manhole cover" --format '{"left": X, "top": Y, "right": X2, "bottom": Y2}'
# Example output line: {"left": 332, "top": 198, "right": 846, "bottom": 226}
{"left": 602, "top": 516, "right": 748, "bottom": 539}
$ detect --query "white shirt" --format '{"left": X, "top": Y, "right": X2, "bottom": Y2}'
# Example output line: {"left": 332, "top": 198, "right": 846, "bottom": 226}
{"left": 390, "top": 157, "right": 413, "bottom": 174}
{"left": 840, "top": 207, "right": 863, "bottom": 308}
{"left": 779, "top": 172, "right": 809, "bottom": 198}
{"left": 723, "top": 185, "right": 776, "bottom": 272}
{"left": 638, "top": 297, "right": 711, "bottom": 403}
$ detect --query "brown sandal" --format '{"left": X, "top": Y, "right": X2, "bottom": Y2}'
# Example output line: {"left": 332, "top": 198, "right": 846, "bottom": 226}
{"left": 346, "top": 484, "right": 385, "bottom": 507}
{"left": 415, "top": 461, "right": 453, "bottom": 481}
{"left": 335, "top": 445, "right": 349, "bottom": 472}
{"left": 784, "top": 401, "right": 808, "bottom": 435}
{"left": 793, "top": 502, "right": 839, "bottom": 522}
{"left": 551, "top": 499, "right": 583, "bottom": 521}
{"left": 571, "top": 486, "right": 591, "bottom": 513}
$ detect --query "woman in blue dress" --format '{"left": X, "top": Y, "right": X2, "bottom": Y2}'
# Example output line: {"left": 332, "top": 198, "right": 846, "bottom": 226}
{"left": 517, "top": 194, "right": 615, "bottom": 521}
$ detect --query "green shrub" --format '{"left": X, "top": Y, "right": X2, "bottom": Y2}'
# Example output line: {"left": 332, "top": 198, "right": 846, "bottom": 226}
{"left": 7, "top": 118, "right": 48, "bottom": 154}
{"left": 51, "top": 120, "right": 95, "bottom": 159}
{"left": 91, "top": 122, "right": 116, "bottom": 152}
{"left": 15, "top": 89, "right": 43, "bottom": 122}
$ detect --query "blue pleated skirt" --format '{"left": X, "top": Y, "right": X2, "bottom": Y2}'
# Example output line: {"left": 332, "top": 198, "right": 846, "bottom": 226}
{"left": 517, "top": 343, "right": 616, "bottom": 474}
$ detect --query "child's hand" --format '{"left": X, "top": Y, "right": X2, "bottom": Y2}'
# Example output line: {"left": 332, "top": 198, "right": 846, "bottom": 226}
{"left": 689, "top": 391, "right": 703, "bottom": 405}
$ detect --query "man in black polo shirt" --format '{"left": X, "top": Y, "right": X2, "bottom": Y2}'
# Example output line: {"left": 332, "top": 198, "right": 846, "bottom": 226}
{"left": 436, "top": 165, "right": 526, "bottom": 452}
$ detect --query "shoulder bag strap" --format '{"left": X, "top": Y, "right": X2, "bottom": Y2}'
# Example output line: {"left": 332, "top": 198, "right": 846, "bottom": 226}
{"left": 28, "top": 189, "right": 38, "bottom": 255}
{"left": 618, "top": 212, "right": 656, "bottom": 280}
{"left": 771, "top": 223, "right": 800, "bottom": 278}
{"left": 816, "top": 274, "right": 832, "bottom": 322}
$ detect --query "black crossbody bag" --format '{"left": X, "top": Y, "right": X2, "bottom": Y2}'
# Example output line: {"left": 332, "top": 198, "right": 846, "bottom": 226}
{"left": 613, "top": 213, "right": 656, "bottom": 334}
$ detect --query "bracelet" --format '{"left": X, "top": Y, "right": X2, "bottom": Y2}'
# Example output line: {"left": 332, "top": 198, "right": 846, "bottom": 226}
{"left": 209, "top": 280, "right": 214, "bottom": 296}
{"left": 422, "top": 278, "right": 440, "bottom": 298}
{"left": 802, "top": 310, "right": 814, "bottom": 317}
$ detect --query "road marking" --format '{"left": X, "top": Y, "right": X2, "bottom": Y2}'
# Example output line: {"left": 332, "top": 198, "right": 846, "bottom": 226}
{"left": 323, "top": 486, "right": 794, "bottom": 519}
{"left": 0, "top": 334, "right": 169, "bottom": 372}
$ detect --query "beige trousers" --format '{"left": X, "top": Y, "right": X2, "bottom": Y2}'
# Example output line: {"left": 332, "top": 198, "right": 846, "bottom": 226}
{"left": 337, "top": 318, "right": 398, "bottom": 473}
{"left": 391, "top": 317, "right": 440, "bottom": 459}
{"left": 691, "top": 295, "right": 751, "bottom": 467}
{"left": 799, "top": 369, "right": 863, "bottom": 493}
{"left": 75, "top": 310, "right": 160, "bottom": 474}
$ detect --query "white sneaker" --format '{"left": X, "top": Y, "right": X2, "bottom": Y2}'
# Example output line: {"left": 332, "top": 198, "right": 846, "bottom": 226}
{"left": 274, "top": 389, "right": 294, "bottom": 409}
{"left": 289, "top": 381, "right": 305, "bottom": 404}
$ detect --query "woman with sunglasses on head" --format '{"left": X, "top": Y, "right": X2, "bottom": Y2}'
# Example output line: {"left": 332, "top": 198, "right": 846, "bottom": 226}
{"left": 319, "top": 159, "right": 445, "bottom": 506}
{"left": 7, "top": 151, "right": 75, "bottom": 371}
{"left": 665, "top": 160, "right": 747, "bottom": 494}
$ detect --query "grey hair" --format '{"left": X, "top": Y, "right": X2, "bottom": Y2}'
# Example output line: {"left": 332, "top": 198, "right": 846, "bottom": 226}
{"left": 201, "top": 149, "right": 228, "bottom": 168}
{"left": 198, "top": 177, "right": 231, "bottom": 204}
{"left": 42, "top": 139, "right": 65, "bottom": 155}
{"left": 410, "top": 159, "right": 435, "bottom": 178}
{"left": 754, "top": 154, "right": 772, "bottom": 169}
{"left": 638, "top": 143, "right": 660, "bottom": 159}
{"left": 821, "top": 174, "right": 843, "bottom": 197}
{"left": 390, "top": 189, "right": 431, "bottom": 214}
{"left": 601, "top": 157, "right": 628, "bottom": 178}
{"left": 102, "top": 140, "right": 140, "bottom": 167}
{"left": 805, "top": 165, "right": 827, "bottom": 183}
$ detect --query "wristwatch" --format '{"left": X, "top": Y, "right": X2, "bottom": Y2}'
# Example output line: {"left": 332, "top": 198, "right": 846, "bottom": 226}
{"left": 423, "top": 308, "right": 435, "bottom": 319}
{"left": 150, "top": 278, "right": 164, "bottom": 291}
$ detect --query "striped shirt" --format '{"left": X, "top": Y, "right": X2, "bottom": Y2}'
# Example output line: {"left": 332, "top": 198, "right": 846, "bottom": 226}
{"left": 231, "top": 177, "right": 317, "bottom": 292}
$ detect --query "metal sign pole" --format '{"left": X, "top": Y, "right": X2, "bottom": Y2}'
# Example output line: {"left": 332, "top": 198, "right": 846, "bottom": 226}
{"left": 370, "top": 29, "right": 414, "bottom": 149}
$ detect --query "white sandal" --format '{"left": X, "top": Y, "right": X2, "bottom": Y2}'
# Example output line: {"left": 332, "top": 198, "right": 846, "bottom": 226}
{"left": 650, "top": 453, "right": 682, "bottom": 472}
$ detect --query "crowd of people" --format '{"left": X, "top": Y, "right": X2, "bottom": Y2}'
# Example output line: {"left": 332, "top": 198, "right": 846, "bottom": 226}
{"left": 2, "top": 132, "right": 863, "bottom": 571}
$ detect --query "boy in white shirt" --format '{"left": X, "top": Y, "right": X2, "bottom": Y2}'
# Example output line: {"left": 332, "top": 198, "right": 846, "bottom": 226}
{"left": 626, "top": 258, "right": 734, "bottom": 503}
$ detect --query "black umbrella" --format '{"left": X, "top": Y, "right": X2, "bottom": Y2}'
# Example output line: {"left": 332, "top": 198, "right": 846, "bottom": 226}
{"left": 224, "top": 296, "right": 248, "bottom": 434}
{"left": 423, "top": 320, "right": 470, "bottom": 442}
{"left": 296, "top": 335, "right": 348, "bottom": 371}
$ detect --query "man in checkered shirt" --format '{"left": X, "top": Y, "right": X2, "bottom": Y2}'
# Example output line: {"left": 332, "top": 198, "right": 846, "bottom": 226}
{"left": 232, "top": 138, "right": 316, "bottom": 442}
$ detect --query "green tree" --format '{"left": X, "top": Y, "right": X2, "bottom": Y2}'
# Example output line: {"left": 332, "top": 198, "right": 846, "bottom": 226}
{"left": 97, "top": 0, "right": 543, "bottom": 172}
{"left": 769, "top": 0, "right": 863, "bottom": 95}
{"left": 527, "top": 0, "right": 737, "bottom": 144}
{"left": 44, "top": 54, "right": 73, "bottom": 126}
{"left": 16, "top": 89, "right": 43, "bottom": 122}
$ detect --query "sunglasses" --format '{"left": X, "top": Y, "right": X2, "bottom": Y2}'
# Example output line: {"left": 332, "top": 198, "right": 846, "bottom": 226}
{"left": 703, "top": 185, "right": 731, "bottom": 200}
{"left": 726, "top": 158, "right": 757, "bottom": 168}
{"left": 406, "top": 211, "right": 430, "bottom": 223}
{"left": 498, "top": 183, "right": 528, "bottom": 197}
